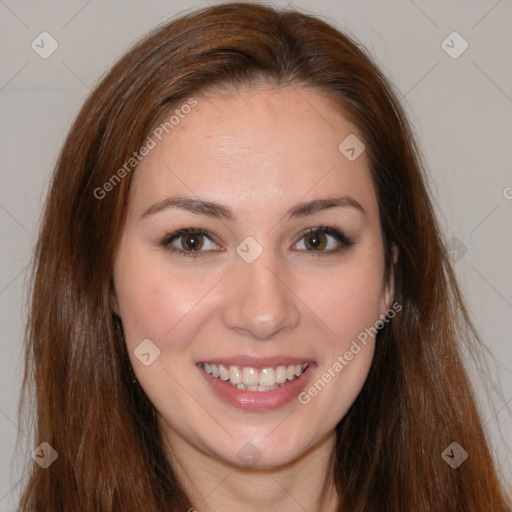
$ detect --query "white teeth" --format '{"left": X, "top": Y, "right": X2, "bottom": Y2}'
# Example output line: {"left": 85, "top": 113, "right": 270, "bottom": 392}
{"left": 259, "top": 367, "right": 275, "bottom": 387}
{"left": 211, "top": 364, "right": 220, "bottom": 378}
{"left": 259, "top": 385, "right": 277, "bottom": 391}
{"left": 275, "top": 365, "right": 287, "bottom": 383}
{"left": 229, "top": 365, "right": 242, "bottom": 384}
{"left": 218, "top": 364, "right": 229, "bottom": 381}
{"left": 242, "top": 367, "right": 259, "bottom": 386}
{"left": 202, "top": 362, "right": 309, "bottom": 390}
{"left": 233, "top": 382, "right": 279, "bottom": 392}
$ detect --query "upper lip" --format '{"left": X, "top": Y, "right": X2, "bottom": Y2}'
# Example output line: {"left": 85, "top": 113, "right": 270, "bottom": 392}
{"left": 197, "top": 355, "right": 315, "bottom": 370}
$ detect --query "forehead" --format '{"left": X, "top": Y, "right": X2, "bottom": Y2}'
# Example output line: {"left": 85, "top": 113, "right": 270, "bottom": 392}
{"left": 128, "top": 86, "right": 378, "bottom": 223}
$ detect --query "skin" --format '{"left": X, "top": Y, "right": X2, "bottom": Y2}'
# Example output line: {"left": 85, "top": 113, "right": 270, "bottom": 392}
{"left": 113, "top": 84, "right": 394, "bottom": 511}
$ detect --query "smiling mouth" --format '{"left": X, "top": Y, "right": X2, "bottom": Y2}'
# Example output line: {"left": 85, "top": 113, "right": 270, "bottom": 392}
{"left": 200, "top": 362, "right": 308, "bottom": 392}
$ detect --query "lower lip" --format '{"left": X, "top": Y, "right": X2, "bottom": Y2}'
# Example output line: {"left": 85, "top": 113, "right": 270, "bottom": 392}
{"left": 197, "top": 363, "right": 316, "bottom": 411}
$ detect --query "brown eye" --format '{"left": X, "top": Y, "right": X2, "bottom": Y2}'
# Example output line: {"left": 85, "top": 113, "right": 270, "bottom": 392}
{"left": 181, "top": 232, "right": 204, "bottom": 251}
{"left": 303, "top": 231, "right": 328, "bottom": 251}
{"left": 161, "top": 228, "right": 220, "bottom": 257}
{"left": 293, "top": 226, "right": 355, "bottom": 256}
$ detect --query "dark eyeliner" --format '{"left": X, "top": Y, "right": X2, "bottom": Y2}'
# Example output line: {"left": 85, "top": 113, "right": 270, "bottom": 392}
{"left": 296, "top": 226, "right": 356, "bottom": 257}
{"left": 160, "top": 227, "right": 215, "bottom": 258}
{"left": 160, "top": 225, "right": 355, "bottom": 258}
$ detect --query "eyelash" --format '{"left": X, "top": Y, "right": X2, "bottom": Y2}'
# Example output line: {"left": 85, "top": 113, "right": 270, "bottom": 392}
{"left": 160, "top": 225, "right": 356, "bottom": 259}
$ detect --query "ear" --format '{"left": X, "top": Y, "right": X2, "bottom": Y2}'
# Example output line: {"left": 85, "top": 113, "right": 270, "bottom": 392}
{"left": 379, "top": 244, "right": 398, "bottom": 317}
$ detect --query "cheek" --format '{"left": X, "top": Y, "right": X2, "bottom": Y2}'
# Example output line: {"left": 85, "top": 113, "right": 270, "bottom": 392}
{"left": 310, "top": 256, "right": 385, "bottom": 343}
{"left": 113, "top": 242, "right": 209, "bottom": 352}
{"left": 295, "top": 251, "right": 384, "bottom": 412}
{"left": 113, "top": 244, "right": 215, "bottom": 413}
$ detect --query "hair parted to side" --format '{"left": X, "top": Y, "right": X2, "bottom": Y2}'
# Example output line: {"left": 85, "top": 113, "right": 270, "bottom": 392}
{"left": 17, "top": 2, "right": 511, "bottom": 511}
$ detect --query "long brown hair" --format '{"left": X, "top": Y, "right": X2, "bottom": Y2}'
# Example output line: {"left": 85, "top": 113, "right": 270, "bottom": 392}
{"left": 17, "top": 2, "right": 511, "bottom": 510}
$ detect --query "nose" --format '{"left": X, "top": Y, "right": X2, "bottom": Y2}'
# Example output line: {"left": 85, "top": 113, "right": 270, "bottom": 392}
{"left": 221, "top": 248, "right": 300, "bottom": 341}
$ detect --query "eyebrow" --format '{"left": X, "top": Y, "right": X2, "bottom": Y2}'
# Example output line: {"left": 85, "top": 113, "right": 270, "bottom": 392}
{"left": 141, "top": 195, "right": 367, "bottom": 221}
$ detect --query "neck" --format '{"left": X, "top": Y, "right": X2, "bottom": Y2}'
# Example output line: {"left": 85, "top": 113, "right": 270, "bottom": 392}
{"left": 162, "top": 424, "right": 339, "bottom": 512}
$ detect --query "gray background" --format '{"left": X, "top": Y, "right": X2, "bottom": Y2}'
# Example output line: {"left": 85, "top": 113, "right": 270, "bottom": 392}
{"left": 1, "top": 0, "right": 511, "bottom": 507}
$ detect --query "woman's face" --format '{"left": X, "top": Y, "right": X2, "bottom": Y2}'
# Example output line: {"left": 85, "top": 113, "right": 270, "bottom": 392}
{"left": 113, "top": 85, "right": 393, "bottom": 469}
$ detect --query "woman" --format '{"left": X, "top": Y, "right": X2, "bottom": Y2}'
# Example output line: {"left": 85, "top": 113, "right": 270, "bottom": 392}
{"left": 17, "top": 2, "right": 511, "bottom": 511}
